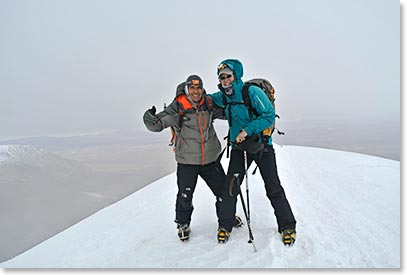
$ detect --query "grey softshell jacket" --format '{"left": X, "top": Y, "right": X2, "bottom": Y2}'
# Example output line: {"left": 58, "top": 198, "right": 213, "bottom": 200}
{"left": 145, "top": 94, "right": 225, "bottom": 165}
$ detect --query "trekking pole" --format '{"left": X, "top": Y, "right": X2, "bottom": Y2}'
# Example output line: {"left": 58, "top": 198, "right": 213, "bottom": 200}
{"left": 234, "top": 173, "right": 257, "bottom": 252}
{"left": 243, "top": 151, "right": 251, "bottom": 223}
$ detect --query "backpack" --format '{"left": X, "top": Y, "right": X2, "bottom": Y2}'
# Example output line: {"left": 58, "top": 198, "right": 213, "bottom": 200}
{"left": 222, "top": 78, "right": 284, "bottom": 139}
{"left": 242, "top": 78, "right": 284, "bottom": 137}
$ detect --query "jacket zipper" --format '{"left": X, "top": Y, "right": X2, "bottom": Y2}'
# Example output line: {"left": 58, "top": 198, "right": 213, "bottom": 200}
{"left": 196, "top": 109, "right": 205, "bottom": 165}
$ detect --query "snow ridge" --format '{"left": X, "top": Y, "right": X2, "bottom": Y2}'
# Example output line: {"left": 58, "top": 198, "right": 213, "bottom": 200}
{"left": 0, "top": 145, "right": 77, "bottom": 169}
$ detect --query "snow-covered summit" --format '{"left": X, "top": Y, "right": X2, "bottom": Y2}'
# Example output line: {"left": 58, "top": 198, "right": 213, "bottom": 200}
{"left": 0, "top": 145, "right": 400, "bottom": 268}
{"left": 0, "top": 144, "right": 77, "bottom": 169}
{"left": 0, "top": 145, "right": 11, "bottom": 162}
{"left": 0, "top": 144, "right": 45, "bottom": 160}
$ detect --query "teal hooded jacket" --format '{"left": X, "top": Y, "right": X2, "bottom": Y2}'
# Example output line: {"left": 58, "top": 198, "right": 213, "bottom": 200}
{"left": 209, "top": 59, "right": 275, "bottom": 145}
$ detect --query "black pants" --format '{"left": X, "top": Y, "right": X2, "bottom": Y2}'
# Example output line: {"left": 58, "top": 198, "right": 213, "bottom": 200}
{"left": 175, "top": 161, "right": 226, "bottom": 226}
{"left": 218, "top": 144, "right": 296, "bottom": 232}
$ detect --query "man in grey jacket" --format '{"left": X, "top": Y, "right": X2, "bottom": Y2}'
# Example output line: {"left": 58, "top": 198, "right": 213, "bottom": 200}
{"left": 143, "top": 75, "right": 242, "bottom": 241}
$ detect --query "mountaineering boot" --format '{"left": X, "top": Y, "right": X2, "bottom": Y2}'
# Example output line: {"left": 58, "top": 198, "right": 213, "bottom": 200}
{"left": 233, "top": 215, "right": 244, "bottom": 228}
{"left": 282, "top": 229, "right": 296, "bottom": 246}
{"left": 177, "top": 223, "right": 191, "bottom": 241}
{"left": 217, "top": 227, "right": 230, "bottom": 243}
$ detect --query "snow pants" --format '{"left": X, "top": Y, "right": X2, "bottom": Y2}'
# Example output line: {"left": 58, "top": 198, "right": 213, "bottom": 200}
{"left": 218, "top": 144, "right": 297, "bottom": 232}
{"left": 175, "top": 160, "right": 225, "bottom": 226}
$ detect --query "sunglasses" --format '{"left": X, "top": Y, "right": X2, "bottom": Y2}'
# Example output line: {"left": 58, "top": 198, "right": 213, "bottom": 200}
{"left": 219, "top": 74, "right": 233, "bottom": 81}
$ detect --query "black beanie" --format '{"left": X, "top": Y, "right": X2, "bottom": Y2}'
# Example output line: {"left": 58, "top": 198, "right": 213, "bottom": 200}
{"left": 186, "top": 75, "right": 203, "bottom": 88}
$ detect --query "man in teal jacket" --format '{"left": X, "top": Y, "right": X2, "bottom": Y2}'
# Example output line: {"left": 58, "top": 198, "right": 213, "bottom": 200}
{"left": 209, "top": 59, "right": 297, "bottom": 245}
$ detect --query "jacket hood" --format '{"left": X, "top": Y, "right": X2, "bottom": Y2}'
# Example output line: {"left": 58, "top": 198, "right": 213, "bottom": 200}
{"left": 176, "top": 81, "right": 187, "bottom": 97}
{"left": 217, "top": 59, "right": 244, "bottom": 80}
{"left": 217, "top": 59, "right": 244, "bottom": 94}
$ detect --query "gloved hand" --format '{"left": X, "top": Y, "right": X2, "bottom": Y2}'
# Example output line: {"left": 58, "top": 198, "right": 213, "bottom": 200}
{"left": 233, "top": 133, "right": 264, "bottom": 155}
{"left": 235, "top": 129, "right": 248, "bottom": 143}
{"left": 143, "top": 106, "right": 158, "bottom": 127}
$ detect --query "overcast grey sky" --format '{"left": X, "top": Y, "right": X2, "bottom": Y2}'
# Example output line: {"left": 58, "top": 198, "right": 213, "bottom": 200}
{"left": 0, "top": 0, "right": 400, "bottom": 140}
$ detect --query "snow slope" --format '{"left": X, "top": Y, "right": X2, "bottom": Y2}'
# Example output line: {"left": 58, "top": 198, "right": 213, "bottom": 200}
{"left": 0, "top": 145, "right": 400, "bottom": 268}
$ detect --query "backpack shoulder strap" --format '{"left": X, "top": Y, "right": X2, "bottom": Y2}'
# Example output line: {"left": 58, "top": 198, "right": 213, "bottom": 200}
{"left": 242, "top": 84, "right": 259, "bottom": 117}
{"left": 175, "top": 96, "right": 187, "bottom": 128}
